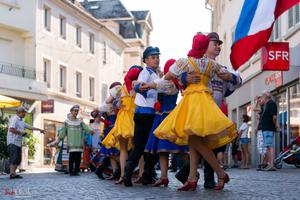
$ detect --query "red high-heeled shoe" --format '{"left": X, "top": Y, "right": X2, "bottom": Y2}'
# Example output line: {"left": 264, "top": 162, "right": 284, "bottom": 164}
{"left": 214, "top": 173, "right": 230, "bottom": 190}
{"left": 115, "top": 178, "right": 124, "bottom": 184}
{"left": 152, "top": 178, "right": 169, "bottom": 187}
{"left": 133, "top": 176, "right": 142, "bottom": 184}
{"left": 177, "top": 181, "right": 197, "bottom": 191}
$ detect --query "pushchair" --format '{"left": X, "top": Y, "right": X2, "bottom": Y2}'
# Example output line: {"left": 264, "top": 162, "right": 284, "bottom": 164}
{"left": 274, "top": 136, "right": 300, "bottom": 169}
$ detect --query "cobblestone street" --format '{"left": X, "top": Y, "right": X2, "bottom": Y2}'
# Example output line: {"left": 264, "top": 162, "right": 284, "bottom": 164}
{"left": 0, "top": 167, "right": 299, "bottom": 200}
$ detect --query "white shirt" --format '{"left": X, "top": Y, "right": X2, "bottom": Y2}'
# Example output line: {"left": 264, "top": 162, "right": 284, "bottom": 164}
{"left": 239, "top": 122, "right": 249, "bottom": 138}
{"left": 7, "top": 115, "right": 28, "bottom": 147}
{"left": 134, "top": 67, "right": 159, "bottom": 108}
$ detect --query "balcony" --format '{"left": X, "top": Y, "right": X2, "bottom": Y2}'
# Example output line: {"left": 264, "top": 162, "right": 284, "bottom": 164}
{"left": 0, "top": 61, "right": 42, "bottom": 80}
{"left": 0, "top": 61, "right": 47, "bottom": 100}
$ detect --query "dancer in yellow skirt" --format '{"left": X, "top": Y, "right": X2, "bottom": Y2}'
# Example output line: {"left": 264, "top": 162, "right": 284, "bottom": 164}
{"left": 154, "top": 34, "right": 237, "bottom": 191}
{"left": 102, "top": 65, "right": 143, "bottom": 184}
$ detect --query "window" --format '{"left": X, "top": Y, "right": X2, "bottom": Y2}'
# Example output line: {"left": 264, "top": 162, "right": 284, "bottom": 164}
{"left": 89, "top": 77, "right": 95, "bottom": 101}
{"left": 59, "top": 65, "right": 66, "bottom": 93}
{"left": 89, "top": 33, "right": 95, "bottom": 54}
{"left": 43, "top": 58, "right": 51, "bottom": 88}
{"left": 103, "top": 42, "right": 107, "bottom": 64}
{"left": 271, "top": 20, "right": 280, "bottom": 41}
{"left": 44, "top": 6, "right": 51, "bottom": 31}
{"left": 76, "top": 72, "right": 82, "bottom": 98}
{"left": 59, "top": 15, "right": 66, "bottom": 39}
{"left": 76, "top": 25, "right": 81, "bottom": 47}
{"left": 288, "top": 4, "right": 300, "bottom": 29}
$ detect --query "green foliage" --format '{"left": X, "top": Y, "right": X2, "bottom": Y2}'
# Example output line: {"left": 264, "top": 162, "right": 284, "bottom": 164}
{"left": 0, "top": 116, "right": 9, "bottom": 159}
{"left": 23, "top": 131, "right": 39, "bottom": 159}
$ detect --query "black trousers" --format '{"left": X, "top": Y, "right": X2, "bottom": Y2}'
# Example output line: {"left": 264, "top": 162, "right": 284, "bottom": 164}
{"left": 69, "top": 152, "right": 82, "bottom": 174}
{"left": 126, "top": 113, "right": 155, "bottom": 179}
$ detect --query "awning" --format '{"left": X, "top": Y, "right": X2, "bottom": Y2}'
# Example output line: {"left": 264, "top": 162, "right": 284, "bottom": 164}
{"left": 0, "top": 94, "right": 21, "bottom": 108}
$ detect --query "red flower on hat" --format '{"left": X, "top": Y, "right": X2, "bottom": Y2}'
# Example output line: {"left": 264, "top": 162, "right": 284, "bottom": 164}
{"left": 154, "top": 101, "right": 161, "bottom": 112}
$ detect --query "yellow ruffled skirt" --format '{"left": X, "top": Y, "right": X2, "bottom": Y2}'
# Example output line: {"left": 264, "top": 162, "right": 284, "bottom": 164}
{"left": 154, "top": 85, "right": 237, "bottom": 149}
{"left": 102, "top": 96, "right": 135, "bottom": 150}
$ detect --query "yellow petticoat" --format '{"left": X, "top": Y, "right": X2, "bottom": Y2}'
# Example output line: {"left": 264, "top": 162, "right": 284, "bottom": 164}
{"left": 154, "top": 58, "right": 237, "bottom": 149}
{"left": 102, "top": 86, "right": 135, "bottom": 150}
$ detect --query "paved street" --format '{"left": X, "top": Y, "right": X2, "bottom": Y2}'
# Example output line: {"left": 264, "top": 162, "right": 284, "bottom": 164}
{"left": 0, "top": 167, "right": 299, "bottom": 200}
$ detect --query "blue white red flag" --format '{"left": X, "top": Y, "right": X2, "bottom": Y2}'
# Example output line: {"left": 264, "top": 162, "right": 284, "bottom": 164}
{"left": 230, "top": 0, "right": 300, "bottom": 70}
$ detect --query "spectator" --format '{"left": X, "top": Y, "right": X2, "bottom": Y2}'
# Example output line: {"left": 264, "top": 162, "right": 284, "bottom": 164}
{"left": 238, "top": 114, "right": 250, "bottom": 169}
{"left": 7, "top": 107, "right": 44, "bottom": 179}
{"left": 261, "top": 91, "right": 278, "bottom": 171}
{"left": 253, "top": 95, "right": 267, "bottom": 170}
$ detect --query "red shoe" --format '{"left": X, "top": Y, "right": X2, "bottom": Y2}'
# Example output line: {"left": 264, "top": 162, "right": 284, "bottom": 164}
{"left": 106, "top": 175, "right": 115, "bottom": 180}
{"left": 115, "top": 178, "right": 124, "bottom": 184}
{"left": 152, "top": 178, "right": 169, "bottom": 187}
{"left": 214, "top": 173, "right": 230, "bottom": 191}
{"left": 133, "top": 176, "right": 142, "bottom": 184}
{"left": 177, "top": 181, "right": 197, "bottom": 191}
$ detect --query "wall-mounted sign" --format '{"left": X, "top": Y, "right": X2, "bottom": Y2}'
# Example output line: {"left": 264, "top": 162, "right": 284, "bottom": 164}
{"left": 41, "top": 99, "right": 54, "bottom": 113}
{"left": 261, "top": 42, "right": 289, "bottom": 71}
{"left": 265, "top": 71, "right": 283, "bottom": 88}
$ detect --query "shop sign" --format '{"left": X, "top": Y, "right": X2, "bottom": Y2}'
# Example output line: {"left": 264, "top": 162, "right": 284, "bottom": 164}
{"left": 265, "top": 71, "right": 283, "bottom": 87}
{"left": 41, "top": 99, "right": 54, "bottom": 113}
{"left": 261, "top": 42, "right": 289, "bottom": 71}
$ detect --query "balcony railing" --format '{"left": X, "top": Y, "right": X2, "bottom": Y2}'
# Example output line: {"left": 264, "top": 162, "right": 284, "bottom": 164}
{"left": 0, "top": 61, "right": 43, "bottom": 80}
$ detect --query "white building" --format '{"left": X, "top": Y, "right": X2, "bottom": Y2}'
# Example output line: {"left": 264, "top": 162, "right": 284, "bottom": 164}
{"left": 206, "top": 0, "right": 300, "bottom": 166}
{"left": 0, "top": 0, "right": 129, "bottom": 166}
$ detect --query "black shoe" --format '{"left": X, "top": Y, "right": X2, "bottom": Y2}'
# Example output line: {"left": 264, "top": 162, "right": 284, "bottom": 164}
{"left": 232, "top": 164, "right": 239, "bottom": 168}
{"left": 123, "top": 177, "right": 133, "bottom": 187}
{"left": 95, "top": 165, "right": 105, "bottom": 180}
{"left": 204, "top": 181, "right": 216, "bottom": 189}
{"left": 175, "top": 171, "right": 188, "bottom": 184}
{"left": 74, "top": 172, "right": 80, "bottom": 176}
{"left": 141, "top": 177, "right": 156, "bottom": 185}
{"left": 70, "top": 173, "right": 76, "bottom": 176}
{"left": 10, "top": 174, "right": 23, "bottom": 179}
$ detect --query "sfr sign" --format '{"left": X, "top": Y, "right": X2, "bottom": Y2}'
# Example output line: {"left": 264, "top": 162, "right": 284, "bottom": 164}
{"left": 261, "top": 42, "right": 290, "bottom": 71}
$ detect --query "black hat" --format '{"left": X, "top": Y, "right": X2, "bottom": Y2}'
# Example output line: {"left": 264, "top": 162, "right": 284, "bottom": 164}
{"left": 142, "top": 46, "right": 160, "bottom": 63}
{"left": 207, "top": 32, "right": 223, "bottom": 45}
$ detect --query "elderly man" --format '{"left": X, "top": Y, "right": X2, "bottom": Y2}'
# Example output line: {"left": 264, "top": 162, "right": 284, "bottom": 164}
{"left": 260, "top": 91, "right": 277, "bottom": 171}
{"left": 176, "top": 32, "right": 242, "bottom": 189}
{"left": 7, "top": 107, "right": 44, "bottom": 179}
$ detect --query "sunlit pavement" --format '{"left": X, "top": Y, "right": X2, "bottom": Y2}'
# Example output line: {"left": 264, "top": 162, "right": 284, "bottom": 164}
{"left": 0, "top": 166, "right": 299, "bottom": 200}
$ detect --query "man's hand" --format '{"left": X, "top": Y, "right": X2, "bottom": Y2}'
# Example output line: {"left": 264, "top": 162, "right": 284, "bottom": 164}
{"left": 139, "top": 82, "right": 155, "bottom": 91}
{"left": 218, "top": 71, "right": 233, "bottom": 81}
{"left": 186, "top": 73, "right": 201, "bottom": 84}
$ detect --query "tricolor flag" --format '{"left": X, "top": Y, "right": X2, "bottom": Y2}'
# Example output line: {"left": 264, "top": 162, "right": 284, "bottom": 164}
{"left": 230, "top": 0, "right": 300, "bottom": 70}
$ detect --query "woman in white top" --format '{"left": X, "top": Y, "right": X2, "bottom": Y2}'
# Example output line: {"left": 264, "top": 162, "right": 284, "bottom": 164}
{"left": 238, "top": 114, "right": 250, "bottom": 169}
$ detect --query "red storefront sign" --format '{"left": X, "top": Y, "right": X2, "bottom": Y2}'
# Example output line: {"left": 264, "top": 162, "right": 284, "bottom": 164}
{"left": 265, "top": 71, "right": 283, "bottom": 88}
{"left": 261, "top": 42, "right": 289, "bottom": 71}
{"left": 41, "top": 99, "right": 54, "bottom": 113}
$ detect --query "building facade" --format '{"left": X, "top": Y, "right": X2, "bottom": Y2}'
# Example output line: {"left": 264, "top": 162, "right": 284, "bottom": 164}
{"left": 207, "top": 0, "right": 300, "bottom": 166}
{"left": 0, "top": 0, "right": 143, "bottom": 166}
{"left": 81, "top": 0, "right": 153, "bottom": 73}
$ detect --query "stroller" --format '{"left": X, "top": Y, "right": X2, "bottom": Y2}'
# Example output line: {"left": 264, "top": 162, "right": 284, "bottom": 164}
{"left": 274, "top": 136, "right": 300, "bottom": 169}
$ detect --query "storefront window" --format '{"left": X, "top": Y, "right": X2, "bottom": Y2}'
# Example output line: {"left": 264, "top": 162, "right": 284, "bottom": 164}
{"left": 43, "top": 120, "right": 63, "bottom": 166}
{"left": 275, "top": 91, "right": 288, "bottom": 151}
{"left": 289, "top": 83, "right": 300, "bottom": 140}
